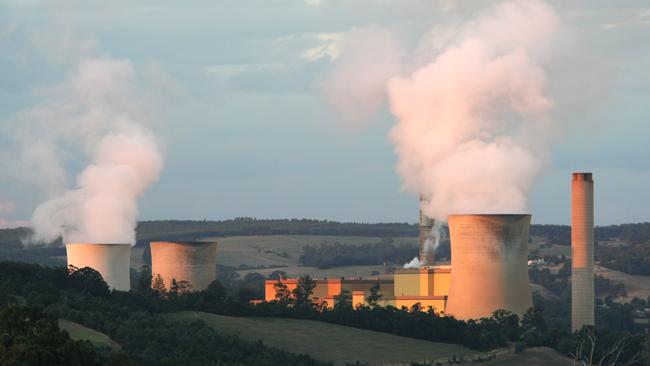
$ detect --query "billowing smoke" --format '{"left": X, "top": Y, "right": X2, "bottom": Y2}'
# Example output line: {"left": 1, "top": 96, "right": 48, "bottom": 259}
{"left": 15, "top": 58, "right": 163, "bottom": 245}
{"left": 326, "top": 1, "right": 571, "bottom": 221}
{"left": 403, "top": 256, "right": 420, "bottom": 269}
{"left": 404, "top": 221, "right": 443, "bottom": 268}
{"left": 323, "top": 27, "right": 402, "bottom": 128}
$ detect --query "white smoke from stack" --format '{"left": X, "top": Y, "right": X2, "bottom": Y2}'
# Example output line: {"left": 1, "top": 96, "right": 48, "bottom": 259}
{"left": 17, "top": 57, "right": 163, "bottom": 246}
{"left": 322, "top": 27, "right": 402, "bottom": 129}
{"left": 326, "top": 1, "right": 572, "bottom": 221}
{"left": 403, "top": 256, "right": 421, "bottom": 269}
{"left": 423, "top": 221, "right": 443, "bottom": 260}
{"left": 405, "top": 220, "right": 443, "bottom": 268}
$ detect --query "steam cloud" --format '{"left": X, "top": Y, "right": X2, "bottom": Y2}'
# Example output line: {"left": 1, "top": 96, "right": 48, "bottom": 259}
{"left": 14, "top": 58, "right": 163, "bottom": 245}
{"left": 326, "top": 0, "right": 570, "bottom": 221}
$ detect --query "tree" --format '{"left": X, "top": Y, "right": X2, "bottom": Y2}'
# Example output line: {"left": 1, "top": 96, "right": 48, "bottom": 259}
{"left": 292, "top": 275, "right": 316, "bottom": 307}
{"left": 169, "top": 279, "right": 180, "bottom": 299}
{"left": 175, "top": 280, "right": 192, "bottom": 293}
{"left": 134, "top": 265, "right": 153, "bottom": 295}
{"left": 520, "top": 307, "right": 547, "bottom": 347}
{"left": 491, "top": 310, "right": 520, "bottom": 341}
{"left": 569, "top": 328, "right": 630, "bottom": 366}
{"left": 0, "top": 305, "right": 103, "bottom": 366}
{"left": 366, "top": 283, "right": 382, "bottom": 308}
{"left": 67, "top": 265, "right": 110, "bottom": 297}
{"left": 274, "top": 280, "right": 291, "bottom": 304}
{"left": 152, "top": 274, "right": 166, "bottom": 297}
{"left": 335, "top": 290, "right": 352, "bottom": 309}
{"left": 206, "top": 280, "right": 226, "bottom": 301}
{"left": 268, "top": 270, "right": 287, "bottom": 280}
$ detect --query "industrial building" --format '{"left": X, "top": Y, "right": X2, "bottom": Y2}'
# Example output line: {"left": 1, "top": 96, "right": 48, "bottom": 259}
{"left": 265, "top": 266, "right": 451, "bottom": 312}
{"left": 264, "top": 214, "right": 533, "bottom": 319}
{"left": 66, "top": 243, "right": 131, "bottom": 291}
{"left": 63, "top": 173, "right": 593, "bottom": 328}
{"left": 150, "top": 241, "right": 218, "bottom": 292}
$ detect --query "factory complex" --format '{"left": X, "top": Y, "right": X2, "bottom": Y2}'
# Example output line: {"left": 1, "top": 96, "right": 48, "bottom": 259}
{"left": 65, "top": 173, "right": 595, "bottom": 326}
{"left": 265, "top": 266, "right": 451, "bottom": 312}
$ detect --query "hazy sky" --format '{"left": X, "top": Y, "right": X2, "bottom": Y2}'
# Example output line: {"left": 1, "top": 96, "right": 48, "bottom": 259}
{"left": 0, "top": 0, "right": 648, "bottom": 226}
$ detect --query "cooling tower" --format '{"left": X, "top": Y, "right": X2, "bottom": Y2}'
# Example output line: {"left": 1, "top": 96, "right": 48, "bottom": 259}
{"left": 66, "top": 243, "right": 131, "bottom": 291}
{"left": 572, "top": 172, "right": 595, "bottom": 331}
{"left": 419, "top": 195, "right": 435, "bottom": 266}
{"left": 446, "top": 214, "right": 532, "bottom": 320}
{"left": 150, "top": 241, "right": 218, "bottom": 292}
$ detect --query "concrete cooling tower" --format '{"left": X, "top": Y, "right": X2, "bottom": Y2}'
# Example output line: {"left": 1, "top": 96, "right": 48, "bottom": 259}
{"left": 150, "top": 241, "right": 218, "bottom": 292}
{"left": 66, "top": 243, "right": 132, "bottom": 291}
{"left": 571, "top": 172, "right": 595, "bottom": 331}
{"left": 419, "top": 195, "right": 436, "bottom": 266}
{"left": 445, "top": 214, "right": 532, "bottom": 320}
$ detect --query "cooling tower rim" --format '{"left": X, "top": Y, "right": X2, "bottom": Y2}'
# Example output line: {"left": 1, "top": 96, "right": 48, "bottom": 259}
{"left": 66, "top": 243, "right": 131, "bottom": 246}
{"left": 448, "top": 213, "right": 531, "bottom": 219}
{"left": 150, "top": 241, "right": 218, "bottom": 246}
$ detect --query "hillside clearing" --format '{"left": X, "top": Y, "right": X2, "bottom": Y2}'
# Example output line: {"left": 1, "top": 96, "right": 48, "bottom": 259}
{"left": 166, "top": 311, "right": 475, "bottom": 365}
{"left": 596, "top": 265, "right": 650, "bottom": 301}
{"left": 210, "top": 235, "right": 417, "bottom": 268}
{"left": 58, "top": 319, "right": 121, "bottom": 350}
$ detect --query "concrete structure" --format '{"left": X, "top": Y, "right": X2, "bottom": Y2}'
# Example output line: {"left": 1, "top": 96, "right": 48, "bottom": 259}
{"left": 265, "top": 278, "right": 395, "bottom": 308}
{"left": 419, "top": 195, "right": 436, "bottom": 266}
{"left": 571, "top": 173, "right": 595, "bottom": 331}
{"left": 394, "top": 266, "right": 450, "bottom": 312}
{"left": 66, "top": 243, "right": 131, "bottom": 291}
{"left": 264, "top": 267, "right": 451, "bottom": 312}
{"left": 150, "top": 241, "right": 218, "bottom": 292}
{"left": 445, "top": 214, "right": 532, "bottom": 320}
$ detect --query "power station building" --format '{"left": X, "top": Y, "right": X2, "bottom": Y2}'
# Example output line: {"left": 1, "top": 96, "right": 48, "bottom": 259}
{"left": 265, "top": 266, "right": 452, "bottom": 313}
{"left": 264, "top": 214, "right": 534, "bottom": 319}
{"left": 66, "top": 243, "right": 132, "bottom": 291}
{"left": 150, "top": 241, "right": 218, "bottom": 292}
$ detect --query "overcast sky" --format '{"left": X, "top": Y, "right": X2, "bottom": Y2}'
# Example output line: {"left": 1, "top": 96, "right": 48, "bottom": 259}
{"left": 0, "top": 0, "right": 648, "bottom": 226}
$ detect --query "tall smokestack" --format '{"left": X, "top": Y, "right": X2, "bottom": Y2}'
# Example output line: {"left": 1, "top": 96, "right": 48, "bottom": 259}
{"left": 66, "top": 243, "right": 131, "bottom": 291}
{"left": 446, "top": 214, "right": 532, "bottom": 320}
{"left": 419, "top": 195, "right": 435, "bottom": 266}
{"left": 571, "top": 172, "right": 595, "bottom": 331}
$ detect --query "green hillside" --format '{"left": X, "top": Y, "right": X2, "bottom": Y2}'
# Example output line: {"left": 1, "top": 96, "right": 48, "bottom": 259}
{"left": 166, "top": 311, "right": 476, "bottom": 365}
{"left": 58, "top": 319, "right": 121, "bottom": 350}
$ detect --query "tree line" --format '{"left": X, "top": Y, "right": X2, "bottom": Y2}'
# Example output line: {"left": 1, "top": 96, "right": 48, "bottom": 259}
{"left": 4, "top": 260, "right": 650, "bottom": 365}
{"left": 299, "top": 238, "right": 418, "bottom": 268}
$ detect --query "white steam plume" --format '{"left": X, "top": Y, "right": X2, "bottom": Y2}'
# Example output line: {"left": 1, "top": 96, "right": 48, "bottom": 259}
{"left": 16, "top": 58, "right": 163, "bottom": 245}
{"left": 326, "top": 1, "right": 571, "bottom": 221}
{"left": 322, "top": 27, "right": 402, "bottom": 128}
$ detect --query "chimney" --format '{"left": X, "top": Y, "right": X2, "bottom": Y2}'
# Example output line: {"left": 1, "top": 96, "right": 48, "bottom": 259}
{"left": 419, "top": 195, "right": 435, "bottom": 266}
{"left": 572, "top": 172, "right": 595, "bottom": 331}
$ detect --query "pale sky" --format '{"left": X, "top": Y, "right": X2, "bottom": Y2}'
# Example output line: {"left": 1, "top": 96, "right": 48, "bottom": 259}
{"left": 0, "top": 0, "right": 648, "bottom": 226}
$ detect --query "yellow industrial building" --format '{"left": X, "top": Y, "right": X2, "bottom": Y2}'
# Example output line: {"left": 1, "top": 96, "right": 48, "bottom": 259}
{"left": 264, "top": 266, "right": 451, "bottom": 314}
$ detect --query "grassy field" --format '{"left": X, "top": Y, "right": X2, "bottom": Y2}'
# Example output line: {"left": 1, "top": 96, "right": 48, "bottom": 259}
{"left": 237, "top": 264, "right": 394, "bottom": 279}
{"left": 209, "top": 235, "right": 417, "bottom": 268}
{"left": 212, "top": 235, "right": 417, "bottom": 279}
{"left": 166, "top": 311, "right": 476, "bottom": 365}
{"left": 482, "top": 347, "right": 572, "bottom": 366}
{"left": 58, "top": 319, "right": 121, "bottom": 350}
{"left": 596, "top": 264, "right": 650, "bottom": 301}
{"left": 528, "top": 242, "right": 571, "bottom": 257}
{"left": 130, "top": 235, "right": 418, "bottom": 270}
